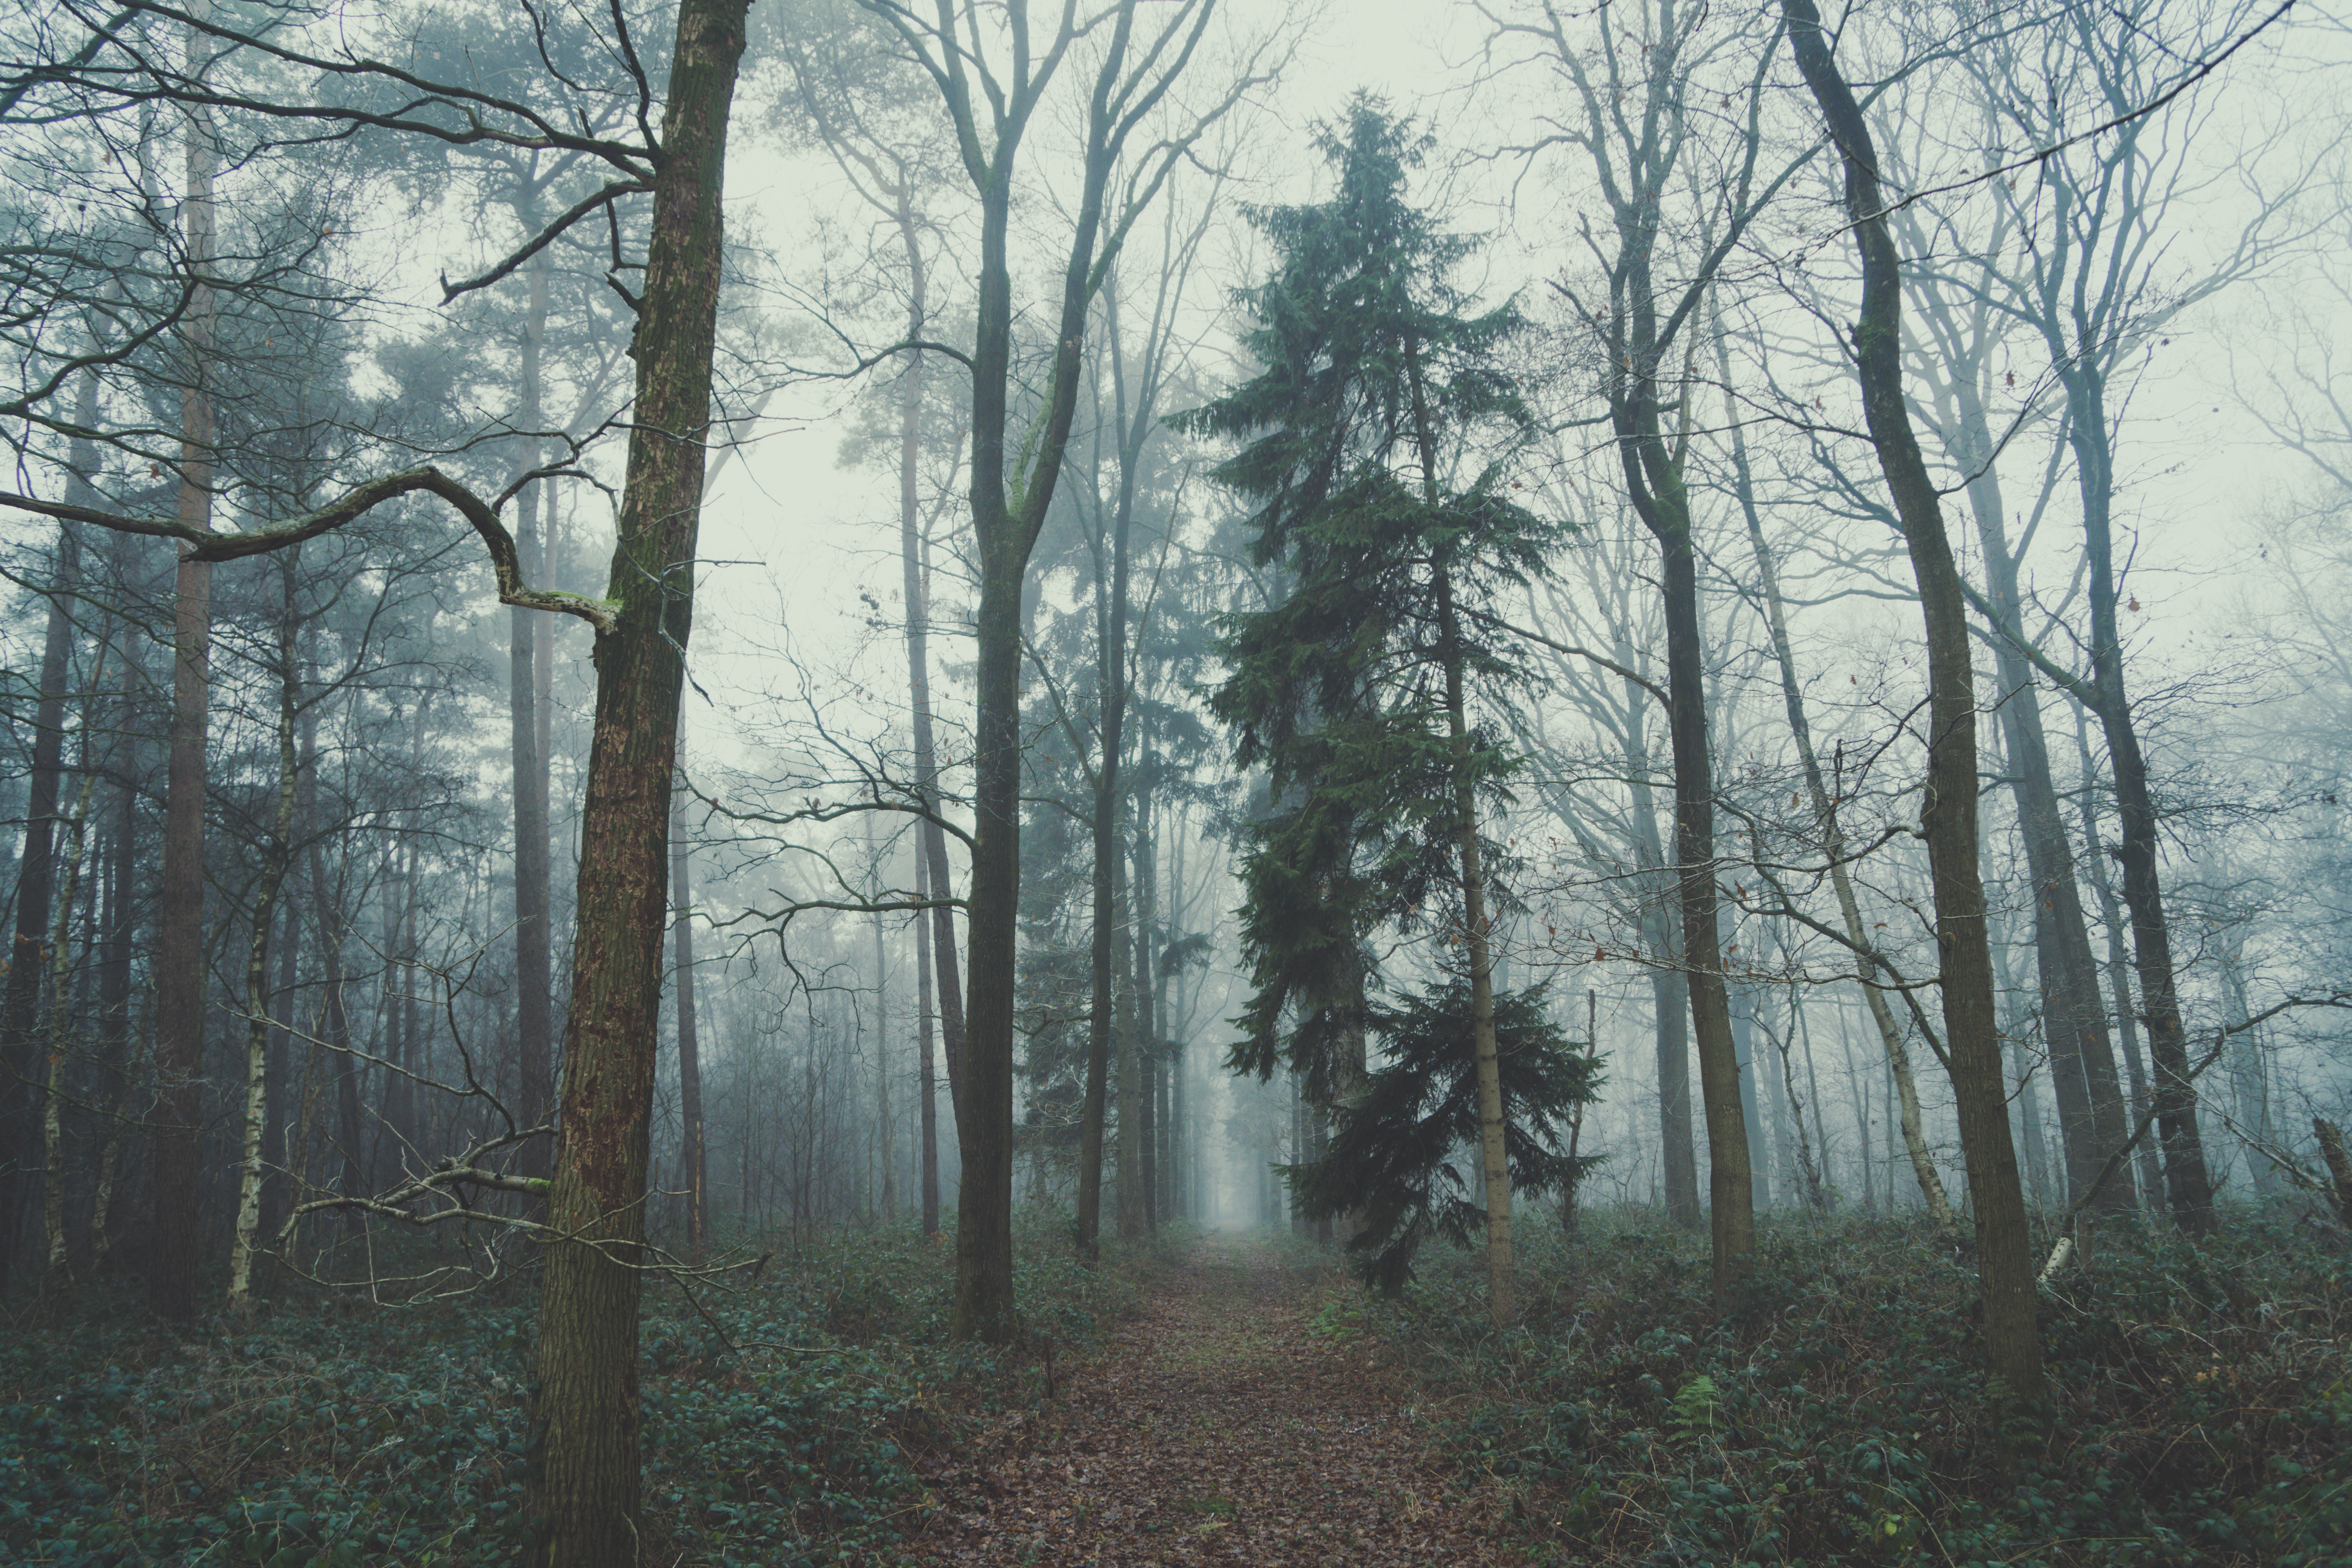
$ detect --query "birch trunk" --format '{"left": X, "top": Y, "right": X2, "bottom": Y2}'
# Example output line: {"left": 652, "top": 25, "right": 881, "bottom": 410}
{"left": 229, "top": 555, "right": 302, "bottom": 1316}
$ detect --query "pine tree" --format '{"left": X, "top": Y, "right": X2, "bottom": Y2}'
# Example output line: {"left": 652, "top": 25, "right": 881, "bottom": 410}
{"left": 1290, "top": 982, "right": 1604, "bottom": 1294}
{"left": 1180, "top": 97, "right": 1566, "bottom": 1325}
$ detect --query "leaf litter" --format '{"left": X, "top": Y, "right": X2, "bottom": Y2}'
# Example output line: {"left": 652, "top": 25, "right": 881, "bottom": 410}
{"left": 905, "top": 1234, "right": 1515, "bottom": 1566}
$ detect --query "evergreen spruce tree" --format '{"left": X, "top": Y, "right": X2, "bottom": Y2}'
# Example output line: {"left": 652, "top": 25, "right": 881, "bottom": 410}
{"left": 1180, "top": 97, "right": 1573, "bottom": 1325}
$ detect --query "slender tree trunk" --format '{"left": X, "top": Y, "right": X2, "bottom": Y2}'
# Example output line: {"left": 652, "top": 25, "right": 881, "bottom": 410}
{"left": 524, "top": 0, "right": 748, "bottom": 1557}
{"left": 149, "top": 36, "right": 218, "bottom": 1319}
{"left": 228, "top": 557, "right": 302, "bottom": 1316}
{"left": 1438, "top": 568, "right": 1514, "bottom": 1325}
{"left": 915, "top": 849, "right": 940, "bottom": 1236}
{"left": 1783, "top": 0, "right": 2046, "bottom": 1419}
{"left": 512, "top": 249, "right": 555, "bottom": 1192}
{"left": 945, "top": 0, "right": 1171, "bottom": 1343}
{"left": 869, "top": 833, "right": 895, "bottom": 1223}
{"left": 672, "top": 797, "right": 706, "bottom": 1262}
{"left": 1134, "top": 798, "right": 1158, "bottom": 1234}
{"left": 2062, "top": 372, "right": 2214, "bottom": 1229}
{"left": 1400, "top": 319, "right": 1516, "bottom": 1319}
{"left": 1728, "top": 413, "right": 1953, "bottom": 1225}
{"left": 1944, "top": 376, "right": 2133, "bottom": 1218}
{"left": 1, "top": 519, "right": 80, "bottom": 1297}
{"left": 2074, "top": 709, "right": 2163, "bottom": 1209}
{"left": 891, "top": 192, "right": 967, "bottom": 1120}
{"left": 1651, "top": 505, "right": 1755, "bottom": 1296}
{"left": 41, "top": 700, "right": 104, "bottom": 1298}
{"left": 1077, "top": 449, "right": 1135, "bottom": 1260}
{"left": 1114, "top": 849, "right": 1143, "bottom": 1241}
{"left": 1595, "top": 116, "right": 1751, "bottom": 1282}
{"left": 1728, "top": 985, "right": 1773, "bottom": 1210}
{"left": 305, "top": 836, "right": 360, "bottom": 1234}
{"left": 956, "top": 363, "right": 1032, "bottom": 1343}
{"left": 89, "top": 701, "right": 136, "bottom": 1275}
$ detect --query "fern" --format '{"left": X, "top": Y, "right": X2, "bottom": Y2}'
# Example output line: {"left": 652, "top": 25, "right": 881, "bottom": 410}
{"left": 1668, "top": 1374, "right": 1723, "bottom": 1440}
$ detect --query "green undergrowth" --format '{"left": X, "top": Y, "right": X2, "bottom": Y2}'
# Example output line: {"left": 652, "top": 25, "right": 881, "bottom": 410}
{"left": 1, "top": 1212, "right": 1155, "bottom": 1566}
{"left": 1360, "top": 1205, "right": 2352, "bottom": 1567}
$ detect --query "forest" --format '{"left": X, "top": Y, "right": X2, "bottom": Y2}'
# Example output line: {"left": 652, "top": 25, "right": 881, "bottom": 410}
{"left": 3, "top": 0, "right": 2351, "bottom": 1563}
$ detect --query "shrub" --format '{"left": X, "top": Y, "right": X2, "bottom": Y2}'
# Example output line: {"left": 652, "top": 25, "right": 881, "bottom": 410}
{"left": 3, "top": 1212, "right": 1148, "bottom": 1565}
{"left": 1357, "top": 1203, "right": 2352, "bottom": 1566}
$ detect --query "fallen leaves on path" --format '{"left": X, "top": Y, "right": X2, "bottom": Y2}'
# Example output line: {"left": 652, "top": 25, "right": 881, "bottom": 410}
{"left": 905, "top": 1235, "right": 1515, "bottom": 1566}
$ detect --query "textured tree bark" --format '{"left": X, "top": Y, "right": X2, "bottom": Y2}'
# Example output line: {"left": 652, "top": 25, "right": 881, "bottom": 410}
{"left": 1782, "top": 0, "right": 2047, "bottom": 1420}
{"left": 671, "top": 799, "right": 706, "bottom": 1262}
{"left": 2316, "top": 1119, "right": 2352, "bottom": 1228}
{"left": 149, "top": 39, "right": 217, "bottom": 1319}
{"left": 523, "top": 0, "right": 747, "bottom": 1557}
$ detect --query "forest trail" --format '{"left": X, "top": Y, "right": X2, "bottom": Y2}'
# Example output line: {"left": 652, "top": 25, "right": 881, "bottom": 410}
{"left": 907, "top": 1234, "right": 1512, "bottom": 1566}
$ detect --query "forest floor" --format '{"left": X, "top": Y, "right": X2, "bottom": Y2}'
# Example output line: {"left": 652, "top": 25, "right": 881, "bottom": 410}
{"left": 905, "top": 1232, "right": 1517, "bottom": 1567}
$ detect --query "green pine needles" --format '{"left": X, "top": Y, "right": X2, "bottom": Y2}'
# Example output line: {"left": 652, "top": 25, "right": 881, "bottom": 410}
{"left": 1180, "top": 95, "right": 1599, "bottom": 1298}
{"left": 1287, "top": 982, "right": 1606, "bottom": 1293}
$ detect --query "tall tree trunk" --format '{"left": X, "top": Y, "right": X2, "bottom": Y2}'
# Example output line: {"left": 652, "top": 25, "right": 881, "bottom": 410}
{"left": 860, "top": 815, "right": 893, "bottom": 1222}
{"left": 1650, "top": 500, "right": 1755, "bottom": 1297}
{"left": 1942, "top": 374, "right": 2133, "bottom": 1217}
{"left": 149, "top": 34, "right": 218, "bottom": 1319}
{"left": 915, "top": 848, "right": 940, "bottom": 1236}
{"left": 1114, "top": 851, "right": 1144, "bottom": 1242}
{"left": 524, "top": 0, "right": 748, "bottom": 1557}
{"left": 2061, "top": 371, "right": 2214, "bottom": 1229}
{"left": 40, "top": 680, "right": 105, "bottom": 1298}
{"left": 0, "top": 517, "right": 80, "bottom": 1297}
{"left": 1728, "top": 985, "right": 1773, "bottom": 1211}
{"left": 2073, "top": 709, "right": 2163, "bottom": 1209}
{"left": 671, "top": 796, "right": 706, "bottom": 1262}
{"left": 1438, "top": 569, "right": 1514, "bottom": 1325}
{"left": 306, "top": 831, "right": 361, "bottom": 1233}
{"left": 89, "top": 693, "right": 137, "bottom": 1275}
{"left": 1134, "top": 795, "right": 1158, "bottom": 1234}
{"left": 946, "top": 0, "right": 1173, "bottom": 1345}
{"left": 512, "top": 249, "right": 555, "bottom": 1191}
{"left": 228, "top": 555, "right": 302, "bottom": 1316}
{"left": 1076, "top": 428, "right": 1135, "bottom": 1260}
{"left": 893, "top": 191, "right": 967, "bottom": 1119}
{"left": 1725, "top": 397, "right": 1953, "bottom": 1225}
{"left": 1782, "top": 0, "right": 2046, "bottom": 1419}
{"left": 1614, "top": 666, "right": 1701, "bottom": 1229}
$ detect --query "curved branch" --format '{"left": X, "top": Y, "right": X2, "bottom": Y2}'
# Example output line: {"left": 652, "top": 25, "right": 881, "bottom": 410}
{"left": 0, "top": 466, "right": 617, "bottom": 632}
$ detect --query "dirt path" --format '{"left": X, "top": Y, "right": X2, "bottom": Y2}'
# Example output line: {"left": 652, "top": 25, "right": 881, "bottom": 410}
{"left": 909, "top": 1234, "right": 1510, "bottom": 1566}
